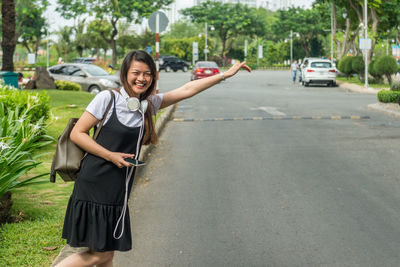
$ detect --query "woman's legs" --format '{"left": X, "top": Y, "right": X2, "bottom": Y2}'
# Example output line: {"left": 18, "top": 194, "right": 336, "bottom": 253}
{"left": 55, "top": 249, "right": 114, "bottom": 267}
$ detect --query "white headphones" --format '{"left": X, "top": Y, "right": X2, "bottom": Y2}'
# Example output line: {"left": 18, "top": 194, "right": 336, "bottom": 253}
{"left": 120, "top": 88, "right": 148, "bottom": 114}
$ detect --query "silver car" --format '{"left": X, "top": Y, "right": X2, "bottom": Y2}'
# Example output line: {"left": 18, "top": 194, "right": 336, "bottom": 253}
{"left": 301, "top": 59, "right": 336, "bottom": 87}
{"left": 48, "top": 63, "right": 120, "bottom": 94}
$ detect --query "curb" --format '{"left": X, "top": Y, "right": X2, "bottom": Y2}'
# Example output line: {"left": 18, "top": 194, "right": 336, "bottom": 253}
{"left": 367, "top": 103, "right": 400, "bottom": 118}
{"left": 337, "top": 80, "right": 381, "bottom": 95}
{"left": 50, "top": 104, "right": 177, "bottom": 266}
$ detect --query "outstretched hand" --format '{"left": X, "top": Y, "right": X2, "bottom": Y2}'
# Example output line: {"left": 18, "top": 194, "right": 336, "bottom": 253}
{"left": 224, "top": 61, "right": 252, "bottom": 79}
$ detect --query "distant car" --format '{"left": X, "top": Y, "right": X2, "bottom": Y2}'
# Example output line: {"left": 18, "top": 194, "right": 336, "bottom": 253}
{"left": 299, "top": 57, "right": 321, "bottom": 83}
{"left": 72, "top": 57, "right": 97, "bottom": 64}
{"left": 191, "top": 61, "right": 220, "bottom": 80}
{"left": 48, "top": 63, "right": 120, "bottom": 94}
{"left": 301, "top": 59, "right": 336, "bottom": 87}
{"left": 158, "top": 56, "right": 190, "bottom": 72}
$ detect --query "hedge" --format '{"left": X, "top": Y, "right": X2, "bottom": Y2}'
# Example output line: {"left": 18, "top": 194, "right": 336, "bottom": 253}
{"left": 55, "top": 80, "right": 82, "bottom": 91}
{"left": 0, "top": 84, "right": 50, "bottom": 122}
{"left": 338, "top": 56, "right": 353, "bottom": 77}
{"left": 377, "top": 89, "right": 400, "bottom": 103}
{"left": 375, "top": 56, "right": 398, "bottom": 85}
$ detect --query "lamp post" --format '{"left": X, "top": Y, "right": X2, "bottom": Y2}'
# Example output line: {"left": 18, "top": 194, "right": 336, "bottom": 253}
{"left": 364, "top": 0, "right": 368, "bottom": 88}
{"left": 330, "top": 1, "right": 334, "bottom": 62}
{"left": 290, "top": 30, "right": 293, "bottom": 63}
{"left": 204, "top": 23, "right": 214, "bottom": 61}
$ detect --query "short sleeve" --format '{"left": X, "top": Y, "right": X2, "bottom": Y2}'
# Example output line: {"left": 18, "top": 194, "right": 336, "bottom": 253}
{"left": 149, "top": 93, "right": 164, "bottom": 115}
{"left": 86, "top": 90, "right": 113, "bottom": 120}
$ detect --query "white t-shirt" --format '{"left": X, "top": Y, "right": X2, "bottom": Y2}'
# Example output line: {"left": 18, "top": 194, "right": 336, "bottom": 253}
{"left": 86, "top": 89, "right": 164, "bottom": 127}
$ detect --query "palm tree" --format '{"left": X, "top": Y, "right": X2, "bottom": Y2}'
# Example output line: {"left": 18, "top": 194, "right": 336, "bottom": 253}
{"left": 1, "top": 0, "right": 17, "bottom": 71}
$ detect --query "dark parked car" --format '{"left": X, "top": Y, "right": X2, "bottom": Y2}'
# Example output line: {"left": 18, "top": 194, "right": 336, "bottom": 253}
{"left": 48, "top": 63, "right": 120, "bottom": 94}
{"left": 191, "top": 61, "right": 220, "bottom": 80}
{"left": 158, "top": 56, "right": 190, "bottom": 72}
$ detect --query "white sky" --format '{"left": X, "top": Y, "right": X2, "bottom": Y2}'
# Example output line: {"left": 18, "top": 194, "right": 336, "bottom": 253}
{"left": 44, "top": 0, "right": 315, "bottom": 33}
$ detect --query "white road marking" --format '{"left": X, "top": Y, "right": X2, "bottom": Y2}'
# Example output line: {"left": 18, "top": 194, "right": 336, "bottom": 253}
{"left": 250, "top": 106, "right": 286, "bottom": 116}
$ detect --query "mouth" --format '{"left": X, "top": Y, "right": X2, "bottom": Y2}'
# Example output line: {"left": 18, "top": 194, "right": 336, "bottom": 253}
{"left": 134, "top": 81, "right": 147, "bottom": 90}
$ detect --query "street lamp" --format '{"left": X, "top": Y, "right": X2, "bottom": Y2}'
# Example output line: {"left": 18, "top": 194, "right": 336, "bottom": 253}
{"left": 204, "top": 22, "right": 214, "bottom": 61}
{"left": 289, "top": 30, "right": 299, "bottom": 63}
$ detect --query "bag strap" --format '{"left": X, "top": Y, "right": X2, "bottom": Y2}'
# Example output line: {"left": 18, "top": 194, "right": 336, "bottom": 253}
{"left": 93, "top": 89, "right": 114, "bottom": 140}
{"left": 82, "top": 89, "right": 114, "bottom": 158}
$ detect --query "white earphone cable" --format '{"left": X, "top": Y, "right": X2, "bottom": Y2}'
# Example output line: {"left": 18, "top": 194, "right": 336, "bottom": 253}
{"left": 113, "top": 109, "right": 145, "bottom": 239}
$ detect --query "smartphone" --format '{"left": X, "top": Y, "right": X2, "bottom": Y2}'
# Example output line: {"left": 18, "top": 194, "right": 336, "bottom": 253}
{"left": 125, "top": 158, "right": 146, "bottom": 167}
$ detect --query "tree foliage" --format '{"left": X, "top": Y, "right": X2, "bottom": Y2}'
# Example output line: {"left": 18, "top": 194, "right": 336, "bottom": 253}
{"left": 181, "top": 1, "right": 265, "bottom": 65}
{"left": 56, "top": 0, "right": 173, "bottom": 65}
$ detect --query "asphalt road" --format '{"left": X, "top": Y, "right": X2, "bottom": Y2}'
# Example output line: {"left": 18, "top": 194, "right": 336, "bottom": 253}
{"left": 114, "top": 70, "right": 400, "bottom": 266}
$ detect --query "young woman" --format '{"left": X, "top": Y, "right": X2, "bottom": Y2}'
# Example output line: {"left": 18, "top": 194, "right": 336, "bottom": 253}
{"left": 55, "top": 50, "right": 251, "bottom": 267}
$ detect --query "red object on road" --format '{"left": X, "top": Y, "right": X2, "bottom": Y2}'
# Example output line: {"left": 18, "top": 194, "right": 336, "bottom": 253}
{"left": 191, "top": 61, "right": 220, "bottom": 80}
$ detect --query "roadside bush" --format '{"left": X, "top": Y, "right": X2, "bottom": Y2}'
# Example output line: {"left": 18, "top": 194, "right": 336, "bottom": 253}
{"left": 338, "top": 56, "right": 353, "bottom": 78}
{"left": 377, "top": 89, "right": 400, "bottom": 103}
{"left": 368, "top": 60, "right": 383, "bottom": 84}
{"left": 55, "top": 80, "right": 81, "bottom": 91}
{"left": 351, "top": 56, "right": 364, "bottom": 81}
{"left": 0, "top": 83, "right": 50, "bottom": 122}
{"left": 375, "top": 55, "right": 397, "bottom": 85}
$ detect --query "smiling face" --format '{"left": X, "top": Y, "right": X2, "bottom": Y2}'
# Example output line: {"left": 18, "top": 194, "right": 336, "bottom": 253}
{"left": 126, "top": 60, "right": 154, "bottom": 98}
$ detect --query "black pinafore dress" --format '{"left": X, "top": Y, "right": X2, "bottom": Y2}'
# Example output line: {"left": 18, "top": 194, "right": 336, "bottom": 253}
{"left": 62, "top": 92, "right": 142, "bottom": 252}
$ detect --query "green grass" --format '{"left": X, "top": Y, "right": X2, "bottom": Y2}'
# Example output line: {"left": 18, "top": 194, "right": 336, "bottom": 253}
{"left": 0, "top": 90, "right": 95, "bottom": 267}
{"left": 337, "top": 76, "right": 389, "bottom": 89}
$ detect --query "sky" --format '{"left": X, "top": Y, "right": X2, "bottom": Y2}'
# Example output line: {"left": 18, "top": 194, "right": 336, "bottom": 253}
{"left": 44, "top": 0, "right": 315, "bottom": 33}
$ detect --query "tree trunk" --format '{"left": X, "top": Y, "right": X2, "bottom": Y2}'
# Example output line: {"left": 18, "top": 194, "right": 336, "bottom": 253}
{"left": 0, "top": 192, "right": 13, "bottom": 225}
{"left": 369, "top": 8, "right": 379, "bottom": 61}
{"left": 1, "top": 0, "right": 16, "bottom": 71}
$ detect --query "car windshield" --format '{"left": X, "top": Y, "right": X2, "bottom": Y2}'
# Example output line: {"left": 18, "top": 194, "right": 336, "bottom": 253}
{"left": 197, "top": 62, "right": 218, "bottom": 68}
{"left": 80, "top": 64, "right": 109, "bottom": 76}
{"left": 310, "top": 62, "right": 331, "bottom": 68}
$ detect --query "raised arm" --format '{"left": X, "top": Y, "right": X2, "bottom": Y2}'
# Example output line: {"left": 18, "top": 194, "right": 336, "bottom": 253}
{"left": 160, "top": 61, "right": 251, "bottom": 109}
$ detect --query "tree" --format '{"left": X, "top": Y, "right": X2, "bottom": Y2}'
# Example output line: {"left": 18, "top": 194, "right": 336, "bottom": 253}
{"left": 181, "top": 1, "right": 265, "bottom": 65}
{"left": 54, "top": 26, "right": 74, "bottom": 61}
{"left": 271, "top": 7, "right": 329, "bottom": 58}
{"left": 56, "top": 0, "right": 173, "bottom": 65}
{"left": 1, "top": 0, "right": 16, "bottom": 71}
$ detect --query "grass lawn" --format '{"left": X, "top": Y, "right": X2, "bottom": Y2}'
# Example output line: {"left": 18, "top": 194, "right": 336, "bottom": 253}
{"left": 337, "top": 76, "right": 390, "bottom": 89}
{"left": 0, "top": 90, "right": 95, "bottom": 266}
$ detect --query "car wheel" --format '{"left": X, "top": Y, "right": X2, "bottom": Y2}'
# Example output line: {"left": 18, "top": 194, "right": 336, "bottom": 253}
{"left": 183, "top": 66, "right": 188, "bottom": 72}
{"left": 89, "top": 85, "right": 101, "bottom": 94}
{"left": 304, "top": 82, "right": 309, "bottom": 87}
{"left": 165, "top": 66, "right": 171, "bottom": 72}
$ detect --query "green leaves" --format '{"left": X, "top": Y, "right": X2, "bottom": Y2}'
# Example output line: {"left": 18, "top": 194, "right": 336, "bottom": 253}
{"left": 0, "top": 100, "right": 54, "bottom": 198}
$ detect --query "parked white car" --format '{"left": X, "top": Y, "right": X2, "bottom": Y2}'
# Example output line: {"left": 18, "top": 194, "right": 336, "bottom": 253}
{"left": 302, "top": 59, "right": 336, "bottom": 87}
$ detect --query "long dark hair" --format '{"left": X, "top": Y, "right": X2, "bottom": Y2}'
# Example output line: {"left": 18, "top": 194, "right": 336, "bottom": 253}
{"left": 120, "top": 50, "right": 158, "bottom": 145}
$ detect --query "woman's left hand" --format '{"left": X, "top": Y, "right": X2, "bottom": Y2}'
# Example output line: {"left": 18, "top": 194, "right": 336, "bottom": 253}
{"left": 223, "top": 61, "right": 252, "bottom": 79}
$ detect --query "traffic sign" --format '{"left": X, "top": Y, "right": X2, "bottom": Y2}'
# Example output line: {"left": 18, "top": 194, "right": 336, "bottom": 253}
{"left": 360, "top": 38, "right": 371, "bottom": 50}
{"left": 148, "top": 11, "right": 169, "bottom": 33}
{"left": 146, "top": 46, "right": 152, "bottom": 54}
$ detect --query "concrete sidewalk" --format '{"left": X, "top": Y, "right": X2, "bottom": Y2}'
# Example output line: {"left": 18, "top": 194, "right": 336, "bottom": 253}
{"left": 337, "top": 80, "right": 400, "bottom": 118}
{"left": 50, "top": 104, "right": 176, "bottom": 266}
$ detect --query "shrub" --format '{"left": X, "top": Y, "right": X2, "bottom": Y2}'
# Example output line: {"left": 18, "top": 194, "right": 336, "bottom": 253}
{"left": 0, "top": 103, "right": 54, "bottom": 201}
{"left": 338, "top": 56, "right": 353, "bottom": 78}
{"left": 351, "top": 56, "right": 364, "bottom": 81}
{"left": 55, "top": 80, "right": 82, "bottom": 91}
{"left": 0, "top": 84, "right": 50, "bottom": 122}
{"left": 368, "top": 60, "right": 383, "bottom": 84}
{"left": 377, "top": 89, "right": 400, "bottom": 103}
{"left": 374, "top": 55, "right": 398, "bottom": 85}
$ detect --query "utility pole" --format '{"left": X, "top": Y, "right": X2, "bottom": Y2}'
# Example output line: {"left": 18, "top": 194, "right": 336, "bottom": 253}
{"left": 364, "top": 0, "right": 368, "bottom": 88}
